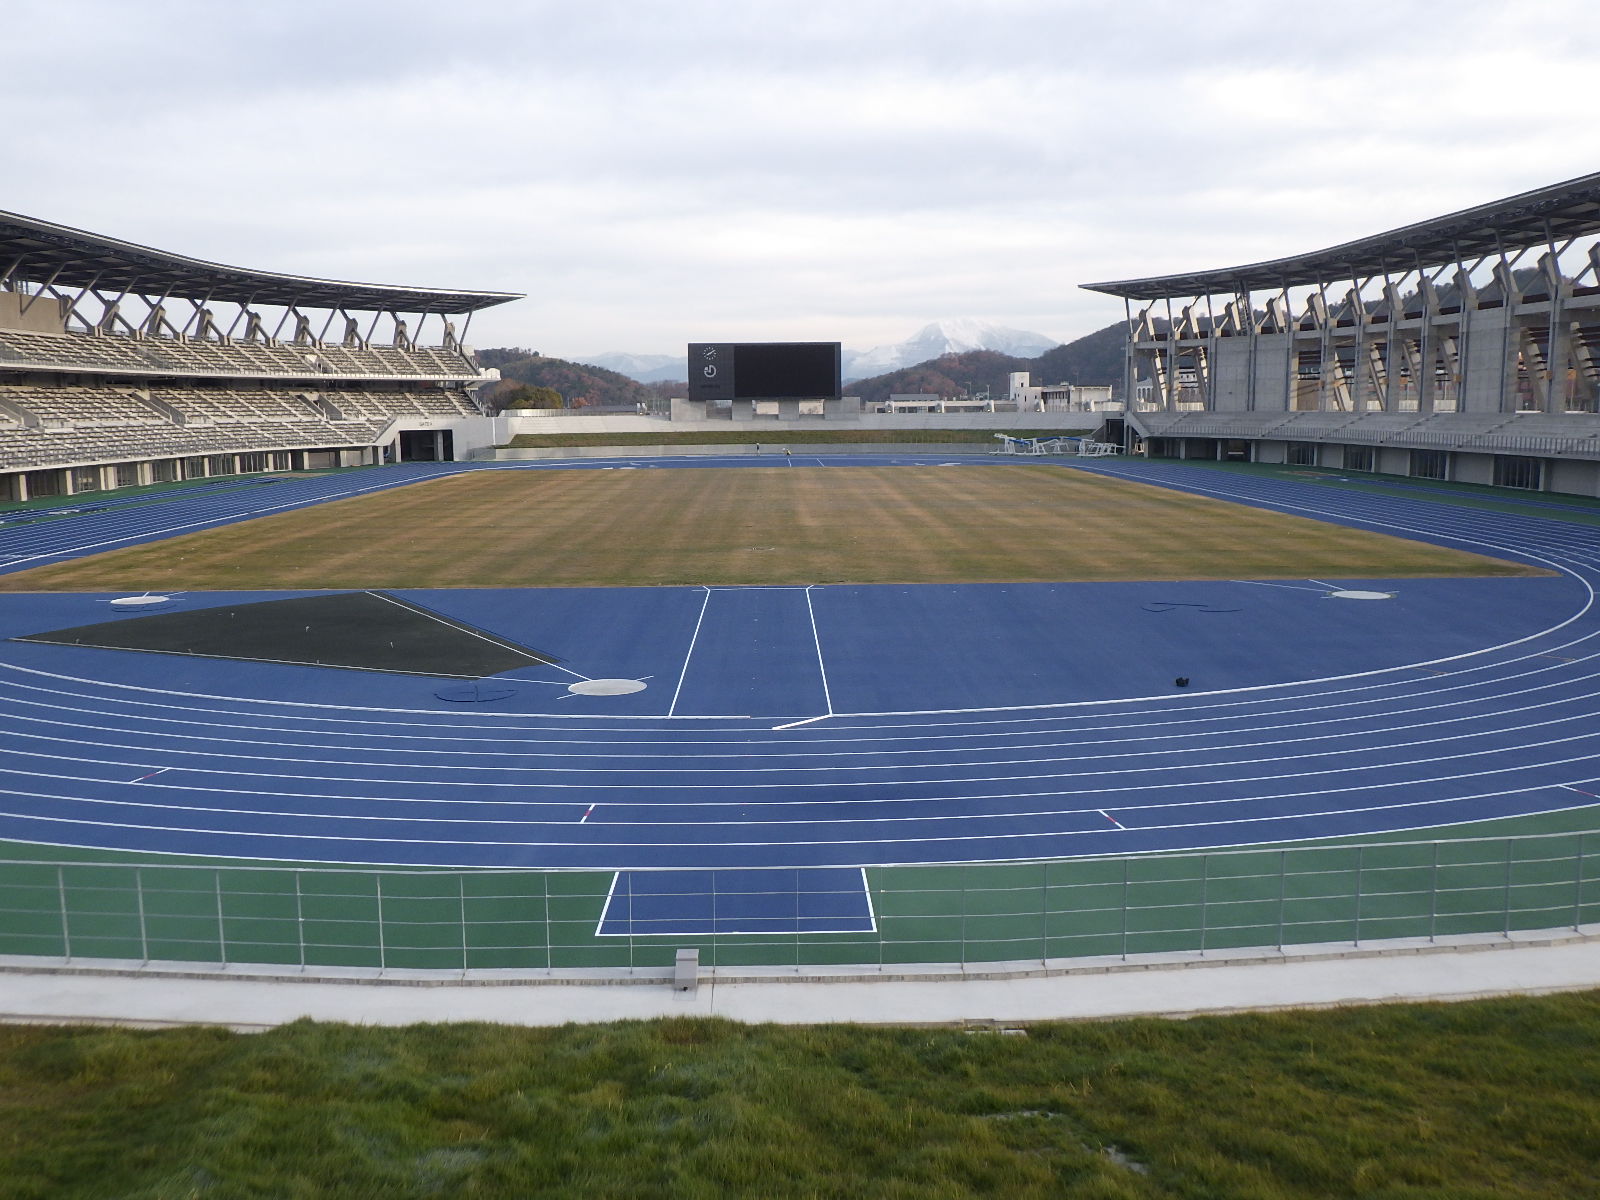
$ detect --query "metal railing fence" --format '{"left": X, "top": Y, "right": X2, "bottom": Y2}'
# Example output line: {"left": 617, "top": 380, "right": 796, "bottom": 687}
{"left": 2, "top": 830, "right": 1596, "bottom": 975}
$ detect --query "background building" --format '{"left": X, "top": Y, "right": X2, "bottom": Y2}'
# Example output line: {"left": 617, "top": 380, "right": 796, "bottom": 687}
{"left": 1083, "top": 172, "right": 1600, "bottom": 494}
{"left": 0, "top": 210, "right": 521, "bottom": 502}
{"left": 1007, "top": 371, "right": 1116, "bottom": 415}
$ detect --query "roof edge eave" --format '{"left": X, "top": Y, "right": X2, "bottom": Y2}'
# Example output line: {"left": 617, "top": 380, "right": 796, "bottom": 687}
{"left": 0, "top": 209, "right": 524, "bottom": 313}
{"left": 1079, "top": 169, "right": 1600, "bottom": 301}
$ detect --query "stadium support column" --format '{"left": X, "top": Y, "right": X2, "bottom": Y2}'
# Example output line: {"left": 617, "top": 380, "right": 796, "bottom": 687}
{"left": 1277, "top": 284, "right": 1294, "bottom": 412}
{"left": 1311, "top": 280, "right": 1333, "bottom": 411}
{"left": 1163, "top": 296, "right": 1177, "bottom": 411}
{"left": 1381, "top": 266, "right": 1400, "bottom": 413}
{"left": 1242, "top": 288, "right": 1258, "bottom": 413}
{"left": 1121, "top": 297, "right": 1133, "bottom": 415}
{"left": 1492, "top": 235, "right": 1520, "bottom": 413}
{"left": 1450, "top": 252, "right": 1474, "bottom": 413}
{"left": 1203, "top": 292, "right": 1219, "bottom": 412}
{"left": 58, "top": 273, "right": 103, "bottom": 333}
{"left": 0, "top": 253, "right": 24, "bottom": 293}
{"left": 1414, "top": 254, "right": 1436, "bottom": 415}
{"left": 1346, "top": 276, "right": 1369, "bottom": 412}
{"left": 1543, "top": 226, "right": 1572, "bottom": 413}
{"left": 18, "top": 263, "right": 64, "bottom": 321}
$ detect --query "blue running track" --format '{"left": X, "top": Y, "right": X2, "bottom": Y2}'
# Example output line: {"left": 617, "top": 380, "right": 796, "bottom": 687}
{"left": 1, "top": 455, "right": 1598, "bottom": 885}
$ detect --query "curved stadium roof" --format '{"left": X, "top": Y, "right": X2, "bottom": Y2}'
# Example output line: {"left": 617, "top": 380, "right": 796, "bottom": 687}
{"left": 0, "top": 209, "right": 523, "bottom": 313}
{"left": 1082, "top": 170, "right": 1600, "bottom": 301}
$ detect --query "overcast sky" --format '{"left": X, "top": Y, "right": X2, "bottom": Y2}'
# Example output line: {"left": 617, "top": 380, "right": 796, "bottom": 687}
{"left": 5, "top": 0, "right": 1596, "bottom": 359}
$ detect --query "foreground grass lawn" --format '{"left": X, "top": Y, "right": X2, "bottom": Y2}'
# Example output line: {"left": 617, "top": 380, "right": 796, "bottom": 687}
{"left": 0, "top": 464, "right": 1541, "bottom": 591}
{"left": 1, "top": 996, "right": 1599, "bottom": 1198}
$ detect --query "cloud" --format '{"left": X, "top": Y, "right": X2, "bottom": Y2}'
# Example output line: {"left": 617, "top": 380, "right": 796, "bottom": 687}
{"left": 4, "top": 0, "right": 1597, "bottom": 356}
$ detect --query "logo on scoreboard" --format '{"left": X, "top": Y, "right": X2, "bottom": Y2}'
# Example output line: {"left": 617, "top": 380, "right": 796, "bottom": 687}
{"left": 687, "top": 343, "right": 735, "bottom": 403}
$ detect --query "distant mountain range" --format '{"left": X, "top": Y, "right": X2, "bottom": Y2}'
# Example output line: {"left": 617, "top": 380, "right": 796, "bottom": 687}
{"left": 477, "top": 319, "right": 1125, "bottom": 413}
{"left": 572, "top": 319, "right": 1066, "bottom": 384}
{"left": 575, "top": 351, "right": 686, "bottom": 384}
{"left": 844, "top": 320, "right": 1059, "bottom": 380}
{"left": 842, "top": 321, "right": 1126, "bottom": 408}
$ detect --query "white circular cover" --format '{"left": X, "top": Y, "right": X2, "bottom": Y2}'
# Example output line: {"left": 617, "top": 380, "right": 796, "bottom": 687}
{"left": 568, "top": 678, "right": 648, "bottom": 696}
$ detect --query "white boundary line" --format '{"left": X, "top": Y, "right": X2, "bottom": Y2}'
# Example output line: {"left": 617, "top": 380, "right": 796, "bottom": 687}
{"left": 365, "top": 591, "right": 587, "bottom": 680}
{"left": 590, "top": 867, "right": 878, "bottom": 937}
{"left": 804, "top": 585, "right": 834, "bottom": 718}
{"left": 773, "top": 715, "right": 829, "bottom": 730}
{"left": 596, "top": 870, "right": 622, "bottom": 931}
{"left": 859, "top": 867, "right": 878, "bottom": 932}
{"left": 667, "top": 587, "right": 713, "bottom": 717}
{"left": 0, "top": 470, "right": 450, "bottom": 570}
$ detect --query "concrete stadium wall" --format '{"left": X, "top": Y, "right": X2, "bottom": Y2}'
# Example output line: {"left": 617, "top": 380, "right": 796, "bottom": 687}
{"left": 1211, "top": 339, "right": 1253, "bottom": 411}
{"left": 1153, "top": 435, "right": 1600, "bottom": 497}
{"left": 479, "top": 443, "right": 1012, "bottom": 461}
{"left": 1376, "top": 446, "right": 1410, "bottom": 475}
{"left": 500, "top": 412, "right": 1103, "bottom": 438}
{"left": 1547, "top": 457, "right": 1600, "bottom": 495}
{"left": 428, "top": 416, "right": 503, "bottom": 457}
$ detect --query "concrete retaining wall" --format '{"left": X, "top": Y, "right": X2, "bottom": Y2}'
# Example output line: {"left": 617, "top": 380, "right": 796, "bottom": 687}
{"left": 502, "top": 412, "right": 1103, "bottom": 437}
{"left": 477, "top": 443, "right": 1014, "bottom": 461}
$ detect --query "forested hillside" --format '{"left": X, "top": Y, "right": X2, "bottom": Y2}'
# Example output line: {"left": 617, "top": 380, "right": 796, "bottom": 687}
{"left": 475, "top": 351, "right": 656, "bottom": 411}
{"left": 1030, "top": 321, "right": 1125, "bottom": 387}
{"left": 844, "top": 350, "right": 1028, "bottom": 407}
{"left": 844, "top": 321, "right": 1125, "bottom": 405}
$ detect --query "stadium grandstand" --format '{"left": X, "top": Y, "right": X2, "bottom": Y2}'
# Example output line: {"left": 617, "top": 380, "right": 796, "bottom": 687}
{"left": 0, "top": 210, "right": 521, "bottom": 501}
{"left": 1083, "top": 170, "right": 1600, "bottom": 495}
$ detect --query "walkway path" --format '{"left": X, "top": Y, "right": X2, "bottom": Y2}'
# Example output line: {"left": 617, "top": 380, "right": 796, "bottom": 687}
{"left": 3, "top": 928, "right": 1596, "bottom": 1029}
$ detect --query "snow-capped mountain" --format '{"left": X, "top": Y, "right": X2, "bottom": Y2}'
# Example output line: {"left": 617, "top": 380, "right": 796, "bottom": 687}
{"left": 573, "top": 351, "right": 687, "bottom": 383}
{"left": 574, "top": 320, "right": 1061, "bottom": 384}
{"left": 843, "top": 320, "right": 1058, "bottom": 380}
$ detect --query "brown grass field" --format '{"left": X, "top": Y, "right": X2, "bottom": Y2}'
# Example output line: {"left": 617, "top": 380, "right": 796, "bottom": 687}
{"left": 0, "top": 464, "right": 1545, "bottom": 591}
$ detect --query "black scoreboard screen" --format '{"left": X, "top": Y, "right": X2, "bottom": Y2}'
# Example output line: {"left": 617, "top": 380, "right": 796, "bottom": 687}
{"left": 687, "top": 341, "right": 842, "bottom": 402}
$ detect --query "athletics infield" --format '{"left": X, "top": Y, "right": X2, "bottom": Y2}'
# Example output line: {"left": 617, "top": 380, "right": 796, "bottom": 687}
{"left": 0, "top": 455, "right": 1597, "bottom": 968}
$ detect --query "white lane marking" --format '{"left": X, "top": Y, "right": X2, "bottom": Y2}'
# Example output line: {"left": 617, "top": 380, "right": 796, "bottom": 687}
{"left": 804, "top": 585, "right": 834, "bottom": 718}
{"left": 668, "top": 587, "right": 714, "bottom": 717}
{"left": 11, "top": 641, "right": 498, "bottom": 680}
{"left": 13, "top": 716, "right": 1600, "bottom": 810}
{"left": 2, "top": 557, "right": 1584, "bottom": 723}
{"left": 858, "top": 868, "right": 879, "bottom": 932}
{"left": 1, "top": 777, "right": 1592, "bottom": 850}
{"left": 595, "top": 871, "right": 623, "bottom": 935}
{"left": 773, "top": 715, "right": 830, "bottom": 730}
{"left": 3, "top": 613, "right": 1598, "bottom": 742}
{"left": 365, "top": 591, "right": 588, "bottom": 680}
{"left": 7, "top": 612, "right": 1600, "bottom": 744}
{"left": 7, "top": 677, "right": 1600, "bottom": 781}
{"left": 10, "top": 663, "right": 1600, "bottom": 767}
{"left": 1228, "top": 579, "right": 1329, "bottom": 592}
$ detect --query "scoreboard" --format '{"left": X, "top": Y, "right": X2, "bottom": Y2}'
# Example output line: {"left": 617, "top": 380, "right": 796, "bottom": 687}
{"left": 687, "top": 342, "right": 842, "bottom": 402}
